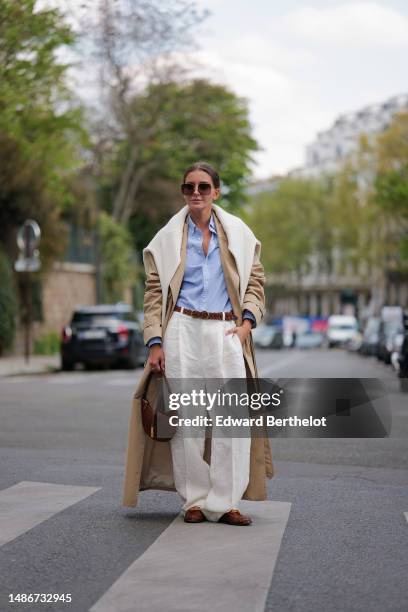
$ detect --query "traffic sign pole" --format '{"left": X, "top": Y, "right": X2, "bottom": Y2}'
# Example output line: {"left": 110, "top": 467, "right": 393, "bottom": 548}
{"left": 14, "top": 220, "right": 41, "bottom": 363}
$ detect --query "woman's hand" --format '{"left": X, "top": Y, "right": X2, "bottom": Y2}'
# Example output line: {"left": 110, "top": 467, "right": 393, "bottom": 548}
{"left": 148, "top": 345, "right": 165, "bottom": 373}
{"left": 225, "top": 319, "right": 252, "bottom": 346}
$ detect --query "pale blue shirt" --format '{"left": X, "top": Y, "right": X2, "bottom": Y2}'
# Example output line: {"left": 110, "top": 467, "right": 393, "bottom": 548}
{"left": 147, "top": 212, "right": 255, "bottom": 347}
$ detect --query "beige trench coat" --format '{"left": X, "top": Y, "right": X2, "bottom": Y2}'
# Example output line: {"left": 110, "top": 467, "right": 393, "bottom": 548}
{"left": 122, "top": 207, "right": 274, "bottom": 507}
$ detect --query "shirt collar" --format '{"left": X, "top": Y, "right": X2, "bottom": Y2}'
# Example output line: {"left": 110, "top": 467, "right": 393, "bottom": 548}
{"left": 187, "top": 211, "right": 217, "bottom": 235}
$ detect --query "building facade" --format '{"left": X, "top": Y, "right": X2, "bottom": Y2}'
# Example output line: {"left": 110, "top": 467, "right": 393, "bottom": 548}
{"left": 250, "top": 93, "right": 408, "bottom": 320}
{"left": 300, "top": 93, "right": 408, "bottom": 178}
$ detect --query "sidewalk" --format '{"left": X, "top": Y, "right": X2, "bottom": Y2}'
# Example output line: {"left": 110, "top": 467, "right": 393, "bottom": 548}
{"left": 0, "top": 354, "right": 60, "bottom": 377}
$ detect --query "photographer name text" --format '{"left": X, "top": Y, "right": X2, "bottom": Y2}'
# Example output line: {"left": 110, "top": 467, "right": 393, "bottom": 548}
{"left": 168, "top": 415, "right": 327, "bottom": 427}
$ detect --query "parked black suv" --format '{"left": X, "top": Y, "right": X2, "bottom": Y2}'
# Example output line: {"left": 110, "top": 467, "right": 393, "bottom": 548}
{"left": 60, "top": 304, "right": 148, "bottom": 370}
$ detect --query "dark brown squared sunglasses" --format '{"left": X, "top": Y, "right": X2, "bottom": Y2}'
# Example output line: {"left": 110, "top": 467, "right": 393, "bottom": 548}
{"left": 181, "top": 182, "right": 212, "bottom": 196}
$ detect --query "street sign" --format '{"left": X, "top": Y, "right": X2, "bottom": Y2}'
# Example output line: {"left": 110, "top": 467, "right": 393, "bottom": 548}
{"left": 17, "top": 219, "right": 40, "bottom": 254}
{"left": 15, "top": 257, "right": 41, "bottom": 272}
{"left": 14, "top": 220, "right": 42, "bottom": 363}
{"left": 14, "top": 219, "right": 41, "bottom": 273}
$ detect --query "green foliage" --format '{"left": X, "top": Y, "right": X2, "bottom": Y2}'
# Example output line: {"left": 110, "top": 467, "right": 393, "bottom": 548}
{"left": 0, "top": 0, "right": 78, "bottom": 142}
{"left": 98, "top": 212, "right": 139, "bottom": 302}
{"left": 247, "top": 112, "right": 408, "bottom": 284}
{"left": 329, "top": 164, "right": 372, "bottom": 274}
{"left": 132, "top": 79, "right": 258, "bottom": 210}
{"left": 375, "top": 112, "right": 408, "bottom": 223}
{"left": 375, "top": 165, "right": 408, "bottom": 218}
{"left": 0, "top": 247, "right": 18, "bottom": 354}
{"left": 246, "top": 178, "right": 329, "bottom": 276}
{"left": 0, "top": 0, "right": 88, "bottom": 269}
{"left": 33, "top": 330, "right": 59, "bottom": 355}
{"left": 103, "top": 78, "right": 259, "bottom": 249}
{"left": 399, "top": 234, "right": 408, "bottom": 262}
{"left": 128, "top": 79, "right": 259, "bottom": 212}
{"left": 0, "top": 132, "right": 69, "bottom": 268}
{"left": 374, "top": 111, "right": 408, "bottom": 265}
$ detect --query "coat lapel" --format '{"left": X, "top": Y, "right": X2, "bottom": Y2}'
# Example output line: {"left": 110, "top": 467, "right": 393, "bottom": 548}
{"left": 212, "top": 211, "right": 241, "bottom": 316}
{"left": 143, "top": 206, "right": 188, "bottom": 325}
{"left": 212, "top": 203, "right": 258, "bottom": 305}
{"left": 169, "top": 218, "right": 188, "bottom": 306}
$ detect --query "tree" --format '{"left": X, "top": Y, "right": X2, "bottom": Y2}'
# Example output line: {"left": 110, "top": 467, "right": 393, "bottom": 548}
{"left": 0, "top": 133, "right": 67, "bottom": 269}
{"left": 0, "top": 0, "right": 87, "bottom": 267}
{"left": 246, "top": 178, "right": 327, "bottom": 278}
{"left": 0, "top": 247, "right": 18, "bottom": 354}
{"left": 0, "top": 0, "right": 85, "bottom": 158}
{"left": 79, "top": 0, "right": 207, "bottom": 219}
{"left": 100, "top": 79, "right": 259, "bottom": 254}
{"left": 374, "top": 111, "right": 408, "bottom": 265}
{"left": 329, "top": 157, "right": 376, "bottom": 278}
{"left": 98, "top": 212, "right": 139, "bottom": 302}
{"left": 334, "top": 115, "right": 408, "bottom": 299}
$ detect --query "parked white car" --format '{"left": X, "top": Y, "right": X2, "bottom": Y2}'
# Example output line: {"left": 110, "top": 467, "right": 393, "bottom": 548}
{"left": 327, "top": 315, "right": 358, "bottom": 348}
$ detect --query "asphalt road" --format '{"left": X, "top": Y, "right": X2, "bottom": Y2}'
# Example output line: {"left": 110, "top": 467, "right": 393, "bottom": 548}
{"left": 0, "top": 348, "right": 407, "bottom": 612}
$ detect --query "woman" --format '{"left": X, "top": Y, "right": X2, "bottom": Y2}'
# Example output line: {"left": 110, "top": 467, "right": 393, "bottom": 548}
{"left": 122, "top": 161, "right": 273, "bottom": 525}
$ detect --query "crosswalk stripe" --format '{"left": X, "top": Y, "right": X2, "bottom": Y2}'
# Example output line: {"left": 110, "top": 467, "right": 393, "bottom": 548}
{"left": 90, "top": 500, "right": 291, "bottom": 612}
{"left": 0, "top": 481, "right": 100, "bottom": 547}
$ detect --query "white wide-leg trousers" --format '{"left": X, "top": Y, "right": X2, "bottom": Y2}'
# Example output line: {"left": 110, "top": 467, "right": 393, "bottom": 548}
{"left": 163, "top": 311, "right": 251, "bottom": 522}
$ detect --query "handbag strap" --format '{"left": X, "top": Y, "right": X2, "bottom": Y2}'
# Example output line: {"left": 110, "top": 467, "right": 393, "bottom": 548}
{"left": 144, "top": 370, "right": 172, "bottom": 396}
{"left": 160, "top": 372, "right": 172, "bottom": 394}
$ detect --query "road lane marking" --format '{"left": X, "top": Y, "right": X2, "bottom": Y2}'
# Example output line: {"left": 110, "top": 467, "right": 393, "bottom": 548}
{"left": 90, "top": 500, "right": 291, "bottom": 612}
{"left": 404, "top": 512, "right": 408, "bottom": 523}
{"left": 0, "top": 481, "right": 100, "bottom": 547}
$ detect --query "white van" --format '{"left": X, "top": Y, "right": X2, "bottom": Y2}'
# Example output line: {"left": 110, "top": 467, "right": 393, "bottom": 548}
{"left": 327, "top": 315, "right": 358, "bottom": 348}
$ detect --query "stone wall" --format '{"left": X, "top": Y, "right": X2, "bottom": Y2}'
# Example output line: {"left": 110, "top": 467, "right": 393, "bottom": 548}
{"left": 14, "top": 262, "right": 97, "bottom": 354}
{"left": 40, "top": 262, "right": 97, "bottom": 333}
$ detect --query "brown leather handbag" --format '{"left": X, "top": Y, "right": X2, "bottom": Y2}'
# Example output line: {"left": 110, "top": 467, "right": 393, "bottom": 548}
{"left": 141, "top": 372, "right": 177, "bottom": 442}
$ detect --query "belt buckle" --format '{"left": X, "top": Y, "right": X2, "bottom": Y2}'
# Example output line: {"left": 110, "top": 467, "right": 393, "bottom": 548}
{"left": 200, "top": 310, "right": 209, "bottom": 319}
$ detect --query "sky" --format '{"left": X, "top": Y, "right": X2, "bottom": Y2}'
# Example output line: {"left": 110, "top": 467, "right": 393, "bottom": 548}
{"left": 186, "top": 0, "right": 408, "bottom": 178}
{"left": 45, "top": 0, "right": 408, "bottom": 180}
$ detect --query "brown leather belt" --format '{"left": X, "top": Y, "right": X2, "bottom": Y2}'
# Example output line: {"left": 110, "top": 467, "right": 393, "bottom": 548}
{"left": 174, "top": 306, "right": 237, "bottom": 321}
